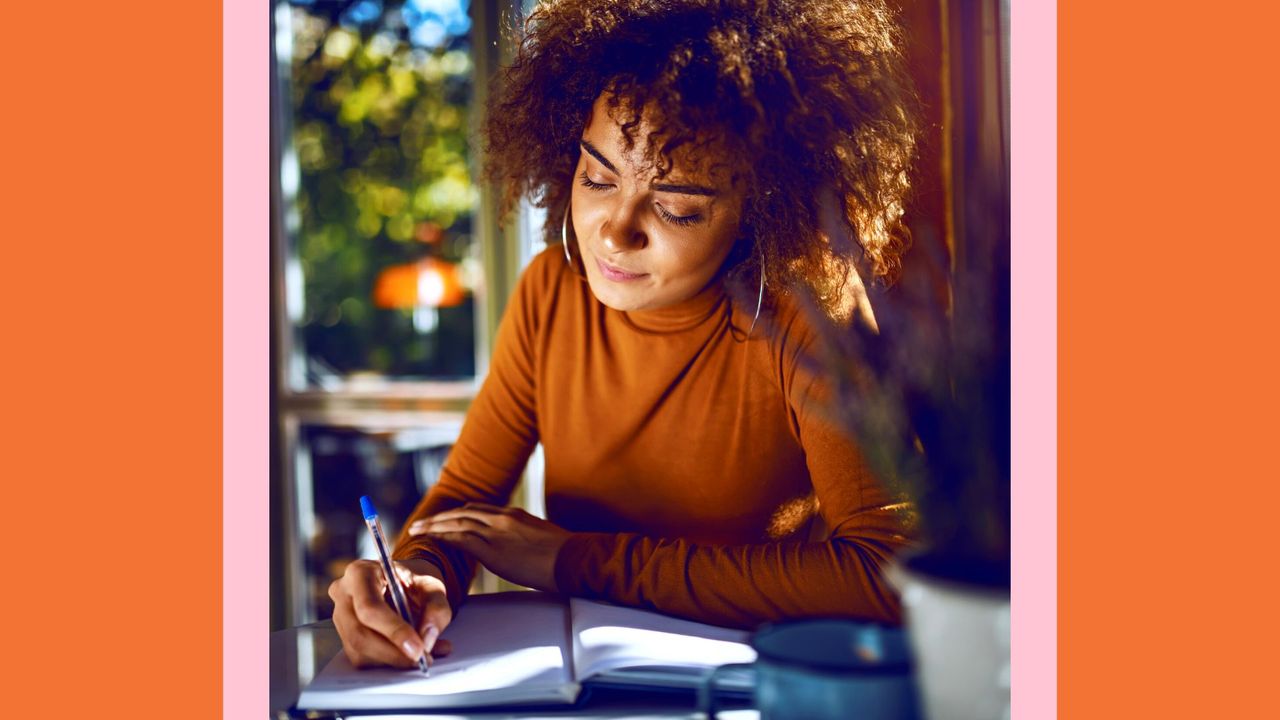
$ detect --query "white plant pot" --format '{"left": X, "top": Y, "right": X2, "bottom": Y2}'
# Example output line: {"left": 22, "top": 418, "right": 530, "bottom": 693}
{"left": 893, "top": 559, "right": 1010, "bottom": 720}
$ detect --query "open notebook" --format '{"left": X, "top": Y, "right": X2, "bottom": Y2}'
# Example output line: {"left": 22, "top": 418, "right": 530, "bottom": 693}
{"left": 296, "top": 592, "right": 757, "bottom": 712}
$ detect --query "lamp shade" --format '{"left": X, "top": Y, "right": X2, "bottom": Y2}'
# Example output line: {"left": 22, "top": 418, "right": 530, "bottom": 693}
{"left": 373, "top": 257, "right": 466, "bottom": 309}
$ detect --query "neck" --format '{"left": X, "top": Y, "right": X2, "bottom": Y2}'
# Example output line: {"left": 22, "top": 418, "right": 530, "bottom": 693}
{"left": 619, "top": 276, "right": 728, "bottom": 333}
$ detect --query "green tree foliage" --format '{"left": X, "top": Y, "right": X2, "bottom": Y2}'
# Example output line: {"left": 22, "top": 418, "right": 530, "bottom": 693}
{"left": 285, "top": 0, "right": 478, "bottom": 381}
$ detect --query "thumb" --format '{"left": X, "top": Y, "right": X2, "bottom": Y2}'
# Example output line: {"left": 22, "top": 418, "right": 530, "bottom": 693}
{"left": 391, "top": 560, "right": 454, "bottom": 658}
{"left": 415, "top": 582, "right": 453, "bottom": 657}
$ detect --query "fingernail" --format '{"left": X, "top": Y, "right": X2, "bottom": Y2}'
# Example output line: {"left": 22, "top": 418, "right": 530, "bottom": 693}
{"left": 422, "top": 623, "right": 440, "bottom": 653}
{"left": 402, "top": 639, "right": 422, "bottom": 661}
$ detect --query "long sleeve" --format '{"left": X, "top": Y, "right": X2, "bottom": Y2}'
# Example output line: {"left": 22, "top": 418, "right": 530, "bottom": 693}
{"left": 551, "top": 439, "right": 911, "bottom": 628}
{"left": 551, "top": 302, "right": 914, "bottom": 629}
{"left": 391, "top": 254, "right": 549, "bottom": 610}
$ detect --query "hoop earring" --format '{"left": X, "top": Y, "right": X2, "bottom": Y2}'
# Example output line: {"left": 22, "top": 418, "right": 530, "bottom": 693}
{"left": 747, "top": 255, "right": 765, "bottom": 336}
{"left": 561, "top": 203, "right": 574, "bottom": 267}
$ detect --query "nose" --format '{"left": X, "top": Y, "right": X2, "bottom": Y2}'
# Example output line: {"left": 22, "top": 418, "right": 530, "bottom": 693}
{"left": 599, "top": 197, "right": 647, "bottom": 252}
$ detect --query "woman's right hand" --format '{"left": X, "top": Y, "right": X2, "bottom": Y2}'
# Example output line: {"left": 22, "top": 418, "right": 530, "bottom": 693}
{"left": 329, "top": 558, "right": 454, "bottom": 669}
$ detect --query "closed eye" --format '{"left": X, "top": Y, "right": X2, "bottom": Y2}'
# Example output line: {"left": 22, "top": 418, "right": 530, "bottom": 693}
{"left": 578, "top": 171, "right": 612, "bottom": 191}
{"left": 655, "top": 204, "right": 702, "bottom": 227}
{"left": 580, "top": 171, "right": 703, "bottom": 226}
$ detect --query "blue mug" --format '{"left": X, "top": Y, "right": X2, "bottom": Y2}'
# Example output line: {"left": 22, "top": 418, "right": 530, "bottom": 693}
{"left": 700, "top": 619, "right": 919, "bottom": 720}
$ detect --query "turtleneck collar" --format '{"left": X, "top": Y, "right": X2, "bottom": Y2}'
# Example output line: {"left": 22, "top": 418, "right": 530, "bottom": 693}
{"left": 614, "top": 275, "right": 729, "bottom": 334}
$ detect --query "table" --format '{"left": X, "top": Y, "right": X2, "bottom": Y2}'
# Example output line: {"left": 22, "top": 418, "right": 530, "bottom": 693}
{"left": 270, "top": 621, "right": 759, "bottom": 719}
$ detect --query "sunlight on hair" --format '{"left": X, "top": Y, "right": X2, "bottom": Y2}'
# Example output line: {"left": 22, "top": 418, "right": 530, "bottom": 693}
{"left": 485, "top": 0, "right": 920, "bottom": 305}
{"left": 808, "top": 244, "right": 878, "bottom": 329}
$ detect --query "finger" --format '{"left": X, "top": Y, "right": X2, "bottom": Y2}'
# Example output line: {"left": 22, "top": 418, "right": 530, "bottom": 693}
{"left": 413, "top": 578, "right": 452, "bottom": 629}
{"left": 431, "top": 531, "right": 491, "bottom": 558}
{"left": 336, "top": 616, "right": 417, "bottom": 668}
{"left": 332, "top": 595, "right": 418, "bottom": 669}
{"left": 419, "top": 623, "right": 442, "bottom": 663}
{"left": 412, "top": 507, "right": 491, "bottom": 530}
{"left": 432, "top": 638, "right": 453, "bottom": 657}
{"left": 391, "top": 561, "right": 432, "bottom": 589}
{"left": 348, "top": 564, "right": 426, "bottom": 664}
{"left": 390, "top": 561, "right": 412, "bottom": 586}
{"left": 421, "top": 517, "right": 495, "bottom": 535}
{"left": 462, "top": 501, "right": 511, "bottom": 514}
{"left": 410, "top": 512, "right": 505, "bottom": 535}
{"left": 382, "top": 562, "right": 452, "bottom": 667}
{"left": 414, "top": 582, "right": 453, "bottom": 660}
{"left": 440, "top": 501, "right": 514, "bottom": 521}
{"left": 344, "top": 621, "right": 421, "bottom": 669}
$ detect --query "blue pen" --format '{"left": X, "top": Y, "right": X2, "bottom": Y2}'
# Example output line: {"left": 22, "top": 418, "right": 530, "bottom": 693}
{"left": 360, "top": 496, "right": 430, "bottom": 675}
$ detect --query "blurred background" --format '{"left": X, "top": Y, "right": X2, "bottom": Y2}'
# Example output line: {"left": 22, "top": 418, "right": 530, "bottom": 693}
{"left": 271, "top": 0, "right": 551, "bottom": 630}
{"left": 270, "top": 0, "right": 1007, "bottom": 632}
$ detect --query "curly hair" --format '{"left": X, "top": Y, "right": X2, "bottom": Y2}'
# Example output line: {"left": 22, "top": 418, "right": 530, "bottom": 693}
{"left": 481, "top": 0, "right": 918, "bottom": 312}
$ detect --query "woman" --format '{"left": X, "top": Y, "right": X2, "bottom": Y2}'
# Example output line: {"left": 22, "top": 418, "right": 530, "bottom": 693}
{"left": 329, "top": 0, "right": 918, "bottom": 669}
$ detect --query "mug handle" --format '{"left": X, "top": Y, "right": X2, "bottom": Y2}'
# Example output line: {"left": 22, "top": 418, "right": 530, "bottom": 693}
{"left": 699, "top": 662, "right": 756, "bottom": 719}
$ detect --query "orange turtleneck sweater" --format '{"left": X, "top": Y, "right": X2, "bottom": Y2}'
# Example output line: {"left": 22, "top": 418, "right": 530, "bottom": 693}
{"left": 393, "top": 248, "right": 911, "bottom": 629}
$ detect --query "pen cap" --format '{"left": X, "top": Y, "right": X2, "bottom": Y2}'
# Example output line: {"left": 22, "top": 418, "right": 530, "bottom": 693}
{"left": 359, "top": 495, "right": 378, "bottom": 521}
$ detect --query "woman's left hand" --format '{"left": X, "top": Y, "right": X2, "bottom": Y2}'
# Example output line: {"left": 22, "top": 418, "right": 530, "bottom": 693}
{"left": 408, "top": 503, "right": 571, "bottom": 592}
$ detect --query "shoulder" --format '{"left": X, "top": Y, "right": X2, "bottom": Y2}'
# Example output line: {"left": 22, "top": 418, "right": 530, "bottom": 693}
{"left": 502, "top": 246, "right": 584, "bottom": 341}
{"left": 515, "top": 245, "right": 574, "bottom": 299}
{"left": 762, "top": 290, "right": 824, "bottom": 364}
{"left": 511, "top": 246, "right": 576, "bottom": 311}
{"left": 756, "top": 289, "right": 851, "bottom": 417}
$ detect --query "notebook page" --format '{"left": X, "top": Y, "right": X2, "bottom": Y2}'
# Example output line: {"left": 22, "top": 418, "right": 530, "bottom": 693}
{"left": 298, "top": 593, "right": 577, "bottom": 711}
{"left": 569, "top": 598, "right": 756, "bottom": 680}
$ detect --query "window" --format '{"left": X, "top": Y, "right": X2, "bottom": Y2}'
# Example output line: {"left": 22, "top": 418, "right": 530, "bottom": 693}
{"left": 278, "top": 0, "right": 481, "bottom": 389}
{"left": 271, "top": 0, "right": 537, "bottom": 629}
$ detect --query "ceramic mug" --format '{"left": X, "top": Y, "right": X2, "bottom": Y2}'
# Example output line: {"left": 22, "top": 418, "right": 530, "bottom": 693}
{"left": 700, "top": 619, "right": 919, "bottom": 720}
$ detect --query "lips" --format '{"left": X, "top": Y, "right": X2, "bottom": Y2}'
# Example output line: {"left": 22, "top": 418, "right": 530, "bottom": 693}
{"left": 595, "top": 257, "right": 647, "bottom": 282}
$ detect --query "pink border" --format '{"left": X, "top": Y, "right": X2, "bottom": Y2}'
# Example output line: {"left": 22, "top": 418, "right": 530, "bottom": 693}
{"left": 223, "top": 0, "right": 1058, "bottom": 716}
{"left": 224, "top": 0, "right": 266, "bottom": 716}
{"left": 1010, "top": 1, "right": 1057, "bottom": 718}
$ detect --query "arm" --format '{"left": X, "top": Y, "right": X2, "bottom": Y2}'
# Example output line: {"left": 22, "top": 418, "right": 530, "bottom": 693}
{"left": 551, "top": 448, "right": 910, "bottom": 628}
{"left": 551, "top": 311, "right": 914, "bottom": 629}
{"left": 390, "top": 253, "right": 550, "bottom": 610}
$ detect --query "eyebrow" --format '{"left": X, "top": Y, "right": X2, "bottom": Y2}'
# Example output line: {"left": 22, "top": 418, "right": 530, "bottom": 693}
{"left": 580, "top": 139, "right": 719, "bottom": 197}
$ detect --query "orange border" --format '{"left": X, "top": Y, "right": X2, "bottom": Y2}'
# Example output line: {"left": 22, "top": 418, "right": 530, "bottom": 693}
{"left": 4, "top": 2, "right": 221, "bottom": 716}
{"left": 1061, "top": 1, "right": 1280, "bottom": 717}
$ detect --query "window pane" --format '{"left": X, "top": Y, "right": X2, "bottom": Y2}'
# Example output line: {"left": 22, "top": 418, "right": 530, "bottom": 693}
{"left": 278, "top": 0, "right": 479, "bottom": 385}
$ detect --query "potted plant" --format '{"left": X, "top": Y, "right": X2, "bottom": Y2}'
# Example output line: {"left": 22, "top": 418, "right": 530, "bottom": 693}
{"left": 800, "top": 213, "right": 1009, "bottom": 720}
{"left": 802, "top": 0, "right": 1011, "bottom": 711}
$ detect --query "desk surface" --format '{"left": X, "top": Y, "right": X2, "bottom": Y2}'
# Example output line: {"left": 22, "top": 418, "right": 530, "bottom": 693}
{"left": 270, "top": 621, "right": 759, "bottom": 719}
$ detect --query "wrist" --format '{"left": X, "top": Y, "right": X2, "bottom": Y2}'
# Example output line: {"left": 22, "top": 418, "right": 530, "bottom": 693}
{"left": 553, "top": 532, "right": 603, "bottom": 595}
{"left": 399, "top": 557, "right": 447, "bottom": 583}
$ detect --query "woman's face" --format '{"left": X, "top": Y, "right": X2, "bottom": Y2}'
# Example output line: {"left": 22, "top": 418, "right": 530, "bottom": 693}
{"left": 571, "top": 93, "right": 745, "bottom": 312}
